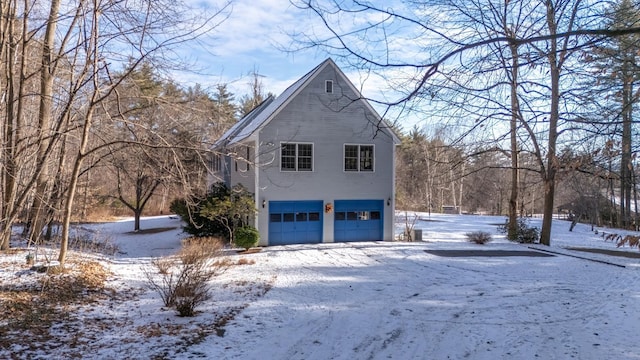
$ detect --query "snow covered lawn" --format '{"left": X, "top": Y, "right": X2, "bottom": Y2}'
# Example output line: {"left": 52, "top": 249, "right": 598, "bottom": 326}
{"left": 2, "top": 214, "right": 640, "bottom": 359}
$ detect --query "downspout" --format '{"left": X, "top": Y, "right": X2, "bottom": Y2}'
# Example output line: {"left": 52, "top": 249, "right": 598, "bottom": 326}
{"left": 391, "top": 143, "right": 398, "bottom": 241}
{"left": 253, "top": 139, "right": 259, "bottom": 228}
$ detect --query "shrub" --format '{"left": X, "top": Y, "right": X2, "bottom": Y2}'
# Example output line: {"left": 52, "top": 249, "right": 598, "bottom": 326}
{"left": 498, "top": 217, "right": 539, "bottom": 243}
{"left": 171, "top": 182, "right": 256, "bottom": 242}
{"left": 466, "top": 231, "right": 492, "bottom": 245}
{"left": 144, "top": 238, "right": 229, "bottom": 317}
{"left": 170, "top": 197, "right": 227, "bottom": 239}
{"left": 234, "top": 226, "right": 260, "bottom": 250}
{"left": 619, "top": 235, "right": 640, "bottom": 249}
{"left": 180, "top": 237, "right": 225, "bottom": 264}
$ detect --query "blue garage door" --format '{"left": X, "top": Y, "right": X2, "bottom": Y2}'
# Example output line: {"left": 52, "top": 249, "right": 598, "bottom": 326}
{"left": 268, "top": 201, "right": 323, "bottom": 245}
{"left": 334, "top": 200, "right": 384, "bottom": 242}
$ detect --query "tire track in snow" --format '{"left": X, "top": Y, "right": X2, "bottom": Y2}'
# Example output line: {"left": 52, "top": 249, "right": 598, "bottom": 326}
{"left": 211, "top": 243, "right": 640, "bottom": 360}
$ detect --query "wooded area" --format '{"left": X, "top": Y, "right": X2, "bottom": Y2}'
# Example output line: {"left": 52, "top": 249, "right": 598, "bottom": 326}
{"left": 1, "top": 0, "right": 640, "bottom": 266}
{"left": 0, "top": 0, "right": 233, "bottom": 265}
{"left": 295, "top": 0, "right": 640, "bottom": 244}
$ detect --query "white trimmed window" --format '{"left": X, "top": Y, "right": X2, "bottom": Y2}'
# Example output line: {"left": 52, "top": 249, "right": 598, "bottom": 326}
{"left": 212, "top": 154, "right": 221, "bottom": 172}
{"left": 344, "top": 144, "right": 374, "bottom": 172}
{"left": 281, "top": 143, "right": 313, "bottom": 171}
{"left": 325, "top": 80, "right": 333, "bottom": 93}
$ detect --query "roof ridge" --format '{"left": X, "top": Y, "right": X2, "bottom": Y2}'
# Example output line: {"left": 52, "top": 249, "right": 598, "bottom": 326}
{"left": 213, "top": 95, "right": 275, "bottom": 148}
{"left": 214, "top": 58, "right": 334, "bottom": 148}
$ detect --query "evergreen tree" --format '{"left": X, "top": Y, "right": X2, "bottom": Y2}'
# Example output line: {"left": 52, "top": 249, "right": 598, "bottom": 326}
{"left": 239, "top": 70, "right": 273, "bottom": 116}
{"left": 212, "top": 84, "right": 237, "bottom": 134}
{"left": 588, "top": 0, "right": 640, "bottom": 228}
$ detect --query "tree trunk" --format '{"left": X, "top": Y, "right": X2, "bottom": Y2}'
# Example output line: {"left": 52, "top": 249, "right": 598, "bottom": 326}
{"left": 507, "top": 39, "right": 520, "bottom": 241}
{"left": 609, "top": 160, "right": 616, "bottom": 226}
{"left": 633, "top": 163, "right": 639, "bottom": 231}
{"left": 134, "top": 209, "right": 142, "bottom": 231}
{"left": 59, "top": 5, "right": 100, "bottom": 267}
{"left": 540, "top": 175, "right": 556, "bottom": 245}
{"left": 1, "top": 2, "right": 26, "bottom": 250}
{"left": 620, "top": 75, "right": 632, "bottom": 229}
{"left": 29, "top": 0, "right": 61, "bottom": 246}
{"left": 539, "top": 0, "right": 567, "bottom": 246}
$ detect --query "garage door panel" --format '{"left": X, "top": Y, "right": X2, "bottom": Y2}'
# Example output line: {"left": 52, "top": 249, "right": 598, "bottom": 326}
{"left": 269, "top": 201, "right": 323, "bottom": 245}
{"left": 334, "top": 200, "right": 384, "bottom": 242}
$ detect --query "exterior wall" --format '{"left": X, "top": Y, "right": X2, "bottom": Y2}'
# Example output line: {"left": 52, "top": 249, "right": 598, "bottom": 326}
{"left": 254, "top": 65, "right": 396, "bottom": 245}
{"left": 227, "top": 141, "right": 256, "bottom": 193}
{"left": 208, "top": 153, "right": 232, "bottom": 189}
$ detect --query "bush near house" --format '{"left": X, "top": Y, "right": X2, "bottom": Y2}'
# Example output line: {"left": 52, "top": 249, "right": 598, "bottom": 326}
{"left": 234, "top": 226, "right": 260, "bottom": 250}
{"left": 171, "top": 182, "right": 256, "bottom": 242}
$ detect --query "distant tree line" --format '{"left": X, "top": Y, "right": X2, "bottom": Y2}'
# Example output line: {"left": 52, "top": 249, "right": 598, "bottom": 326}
{"left": 395, "top": 126, "right": 626, "bottom": 229}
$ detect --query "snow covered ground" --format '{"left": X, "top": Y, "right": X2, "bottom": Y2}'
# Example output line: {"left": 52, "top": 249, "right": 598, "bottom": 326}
{"left": 2, "top": 213, "right": 640, "bottom": 359}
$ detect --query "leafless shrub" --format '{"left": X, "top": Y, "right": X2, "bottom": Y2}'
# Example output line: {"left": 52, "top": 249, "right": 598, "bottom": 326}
{"left": 145, "top": 237, "right": 229, "bottom": 316}
{"left": 603, "top": 232, "right": 623, "bottom": 243}
{"left": 151, "top": 257, "right": 172, "bottom": 275}
{"left": 398, "top": 211, "right": 419, "bottom": 241}
{"left": 236, "top": 258, "right": 255, "bottom": 265}
{"left": 180, "top": 237, "right": 224, "bottom": 264}
{"left": 616, "top": 235, "right": 640, "bottom": 250}
{"left": 466, "top": 231, "right": 493, "bottom": 245}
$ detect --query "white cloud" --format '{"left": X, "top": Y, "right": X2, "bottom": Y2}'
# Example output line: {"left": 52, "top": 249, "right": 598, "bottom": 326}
{"left": 175, "top": 0, "right": 436, "bottom": 130}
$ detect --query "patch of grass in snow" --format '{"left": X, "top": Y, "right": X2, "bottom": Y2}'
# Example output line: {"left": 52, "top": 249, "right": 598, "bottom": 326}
{"left": 0, "top": 240, "right": 274, "bottom": 358}
{"left": 0, "top": 259, "right": 112, "bottom": 352}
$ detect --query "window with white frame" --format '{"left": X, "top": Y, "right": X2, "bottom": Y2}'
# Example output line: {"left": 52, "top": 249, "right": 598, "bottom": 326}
{"left": 344, "top": 144, "right": 374, "bottom": 172}
{"left": 281, "top": 143, "right": 313, "bottom": 171}
{"left": 245, "top": 146, "right": 251, "bottom": 171}
{"left": 212, "top": 154, "right": 221, "bottom": 172}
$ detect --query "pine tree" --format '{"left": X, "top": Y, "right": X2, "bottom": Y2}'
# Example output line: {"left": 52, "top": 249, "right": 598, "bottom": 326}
{"left": 588, "top": 0, "right": 640, "bottom": 228}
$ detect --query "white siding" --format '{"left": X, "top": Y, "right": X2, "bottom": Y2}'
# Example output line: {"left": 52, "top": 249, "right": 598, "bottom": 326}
{"left": 227, "top": 141, "right": 257, "bottom": 190}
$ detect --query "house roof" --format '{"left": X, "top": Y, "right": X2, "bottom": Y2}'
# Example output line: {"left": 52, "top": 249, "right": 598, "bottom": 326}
{"left": 214, "top": 58, "right": 400, "bottom": 148}
{"left": 213, "top": 95, "right": 276, "bottom": 148}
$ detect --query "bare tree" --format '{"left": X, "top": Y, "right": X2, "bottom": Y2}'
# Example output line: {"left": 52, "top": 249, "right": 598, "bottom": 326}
{"left": 292, "top": 0, "right": 640, "bottom": 245}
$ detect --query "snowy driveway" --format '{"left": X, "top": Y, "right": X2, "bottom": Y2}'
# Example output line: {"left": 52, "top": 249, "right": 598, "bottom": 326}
{"left": 197, "top": 241, "right": 640, "bottom": 360}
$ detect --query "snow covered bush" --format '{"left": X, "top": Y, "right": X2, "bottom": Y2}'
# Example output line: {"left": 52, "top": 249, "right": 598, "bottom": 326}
{"left": 498, "top": 217, "right": 539, "bottom": 243}
{"left": 144, "top": 237, "right": 228, "bottom": 317}
{"left": 234, "top": 226, "right": 259, "bottom": 250}
{"left": 466, "top": 231, "right": 492, "bottom": 244}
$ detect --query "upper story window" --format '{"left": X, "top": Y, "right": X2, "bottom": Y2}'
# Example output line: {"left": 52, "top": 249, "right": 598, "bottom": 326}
{"left": 281, "top": 143, "right": 313, "bottom": 171}
{"left": 344, "top": 144, "right": 374, "bottom": 172}
{"left": 246, "top": 146, "right": 251, "bottom": 171}
{"left": 325, "top": 80, "right": 333, "bottom": 93}
{"left": 212, "top": 154, "right": 221, "bottom": 172}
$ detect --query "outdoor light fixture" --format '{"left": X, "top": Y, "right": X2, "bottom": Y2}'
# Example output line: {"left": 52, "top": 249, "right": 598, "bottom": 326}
{"left": 387, "top": 197, "right": 391, "bottom": 206}
{"left": 262, "top": 199, "right": 266, "bottom": 208}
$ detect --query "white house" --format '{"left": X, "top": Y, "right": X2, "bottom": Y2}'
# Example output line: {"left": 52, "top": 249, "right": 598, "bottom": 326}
{"left": 211, "top": 58, "right": 400, "bottom": 246}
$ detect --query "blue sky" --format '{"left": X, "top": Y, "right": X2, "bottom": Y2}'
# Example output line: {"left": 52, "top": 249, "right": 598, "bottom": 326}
{"left": 180, "top": 0, "right": 331, "bottom": 98}
{"left": 176, "top": 0, "right": 426, "bottom": 132}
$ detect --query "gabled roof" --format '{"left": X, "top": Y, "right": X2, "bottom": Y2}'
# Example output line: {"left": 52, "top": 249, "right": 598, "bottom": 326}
{"left": 214, "top": 58, "right": 399, "bottom": 148}
{"left": 213, "top": 95, "right": 275, "bottom": 148}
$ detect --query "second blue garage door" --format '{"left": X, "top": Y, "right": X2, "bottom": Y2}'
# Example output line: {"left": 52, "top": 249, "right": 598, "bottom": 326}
{"left": 334, "top": 200, "right": 384, "bottom": 242}
{"left": 268, "top": 201, "right": 323, "bottom": 245}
